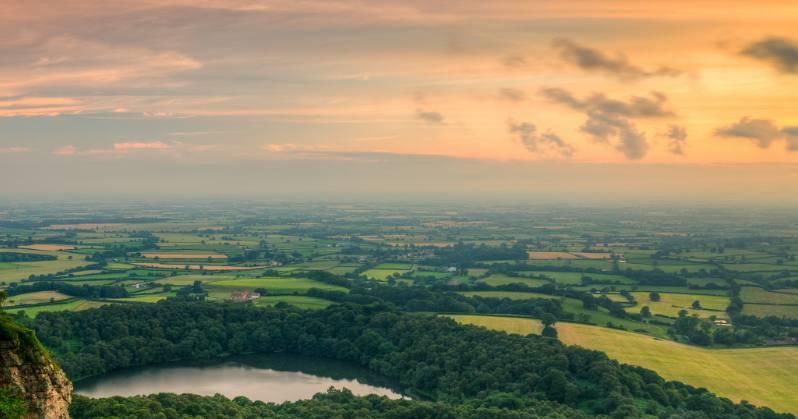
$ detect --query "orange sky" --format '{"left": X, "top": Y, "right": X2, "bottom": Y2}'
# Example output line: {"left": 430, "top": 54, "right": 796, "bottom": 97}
{"left": 1, "top": 0, "right": 798, "bottom": 197}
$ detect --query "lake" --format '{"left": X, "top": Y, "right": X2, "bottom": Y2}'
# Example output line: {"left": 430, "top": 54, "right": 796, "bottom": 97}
{"left": 74, "top": 354, "right": 402, "bottom": 402}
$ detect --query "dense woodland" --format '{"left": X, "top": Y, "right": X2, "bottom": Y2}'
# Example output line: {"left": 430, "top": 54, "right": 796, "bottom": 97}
{"left": 0, "top": 252, "right": 56, "bottom": 263}
{"left": 25, "top": 302, "right": 791, "bottom": 419}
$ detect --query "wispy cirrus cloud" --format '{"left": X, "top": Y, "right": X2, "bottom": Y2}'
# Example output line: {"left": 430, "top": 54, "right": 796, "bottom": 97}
{"left": 0, "top": 146, "right": 32, "bottom": 153}
{"left": 53, "top": 144, "right": 76, "bottom": 156}
{"left": 53, "top": 140, "right": 218, "bottom": 157}
{"left": 113, "top": 141, "right": 171, "bottom": 151}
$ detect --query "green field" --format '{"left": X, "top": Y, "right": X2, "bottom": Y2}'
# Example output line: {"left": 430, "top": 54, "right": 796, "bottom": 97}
{"left": 253, "top": 295, "right": 333, "bottom": 310}
{"left": 363, "top": 268, "right": 410, "bottom": 281}
{"left": 480, "top": 274, "right": 549, "bottom": 287}
{"left": 529, "top": 271, "right": 632, "bottom": 285}
{"left": 741, "top": 287, "right": 798, "bottom": 305}
{"left": 0, "top": 249, "right": 92, "bottom": 283}
{"left": 686, "top": 277, "right": 730, "bottom": 288}
{"left": 158, "top": 275, "right": 235, "bottom": 286}
{"left": 110, "top": 292, "right": 176, "bottom": 303}
{"left": 3, "top": 299, "right": 109, "bottom": 316}
{"left": 627, "top": 292, "right": 730, "bottom": 319}
{"left": 459, "top": 291, "right": 559, "bottom": 300}
{"left": 743, "top": 304, "right": 798, "bottom": 319}
{"left": 449, "top": 315, "right": 798, "bottom": 414}
{"left": 208, "top": 277, "right": 347, "bottom": 294}
{"left": 456, "top": 293, "right": 669, "bottom": 337}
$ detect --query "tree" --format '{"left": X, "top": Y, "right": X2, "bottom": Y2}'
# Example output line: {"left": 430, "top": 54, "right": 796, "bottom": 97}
{"left": 541, "top": 324, "right": 559, "bottom": 338}
{"left": 0, "top": 290, "right": 6, "bottom": 307}
{"left": 649, "top": 291, "right": 661, "bottom": 302}
{"left": 640, "top": 306, "right": 652, "bottom": 318}
{"left": 692, "top": 300, "right": 702, "bottom": 310}
{"left": 541, "top": 313, "right": 558, "bottom": 338}
{"left": 541, "top": 313, "right": 557, "bottom": 327}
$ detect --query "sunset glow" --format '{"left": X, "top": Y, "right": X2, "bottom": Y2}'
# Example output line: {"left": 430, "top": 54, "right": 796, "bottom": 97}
{"left": 2, "top": 1, "right": 798, "bottom": 200}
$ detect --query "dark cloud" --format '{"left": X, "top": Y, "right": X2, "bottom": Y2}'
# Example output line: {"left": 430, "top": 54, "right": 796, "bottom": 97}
{"left": 580, "top": 111, "right": 628, "bottom": 144}
{"left": 416, "top": 109, "right": 444, "bottom": 124}
{"left": 509, "top": 122, "right": 574, "bottom": 157}
{"left": 742, "top": 37, "right": 798, "bottom": 74}
{"left": 663, "top": 125, "right": 688, "bottom": 155}
{"left": 552, "top": 38, "right": 681, "bottom": 80}
{"left": 715, "top": 117, "right": 782, "bottom": 148}
{"left": 540, "top": 87, "right": 676, "bottom": 159}
{"left": 617, "top": 125, "right": 648, "bottom": 160}
{"left": 499, "top": 88, "right": 525, "bottom": 102}
{"left": 540, "top": 88, "right": 673, "bottom": 118}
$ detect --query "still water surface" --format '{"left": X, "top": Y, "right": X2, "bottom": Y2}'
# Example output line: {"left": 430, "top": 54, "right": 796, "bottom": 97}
{"left": 75, "top": 354, "right": 402, "bottom": 402}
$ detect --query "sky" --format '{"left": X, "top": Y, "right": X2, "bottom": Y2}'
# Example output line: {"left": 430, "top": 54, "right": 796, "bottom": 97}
{"left": 2, "top": 0, "right": 798, "bottom": 203}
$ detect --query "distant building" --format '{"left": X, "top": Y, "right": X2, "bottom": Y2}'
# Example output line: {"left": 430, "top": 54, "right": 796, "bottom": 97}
{"left": 446, "top": 266, "right": 458, "bottom": 273}
{"left": 231, "top": 291, "right": 261, "bottom": 302}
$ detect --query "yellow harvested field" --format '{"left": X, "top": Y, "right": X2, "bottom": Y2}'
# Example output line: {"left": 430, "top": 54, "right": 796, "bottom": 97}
{"left": 140, "top": 252, "right": 227, "bottom": 260}
{"left": 447, "top": 315, "right": 543, "bottom": 335}
{"left": 7, "top": 291, "right": 71, "bottom": 306}
{"left": 20, "top": 244, "right": 76, "bottom": 251}
{"left": 570, "top": 252, "right": 612, "bottom": 259}
{"left": 132, "top": 262, "right": 264, "bottom": 271}
{"left": 450, "top": 315, "right": 798, "bottom": 415}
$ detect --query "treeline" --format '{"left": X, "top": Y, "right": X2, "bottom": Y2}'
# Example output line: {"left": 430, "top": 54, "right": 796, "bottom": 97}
{"left": 619, "top": 269, "right": 687, "bottom": 287}
{"left": 26, "top": 302, "right": 792, "bottom": 418}
{"left": 307, "top": 285, "right": 568, "bottom": 320}
{"left": 7, "top": 281, "right": 128, "bottom": 299}
{"left": 87, "top": 232, "right": 158, "bottom": 263}
{"left": 727, "top": 314, "right": 798, "bottom": 345}
{"left": 71, "top": 389, "right": 586, "bottom": 419}
{"left": 424, "top": 243, "right": 528, "bottom": 267}
{"left": 0, "top": 252, "right": 56, "bottom": 263}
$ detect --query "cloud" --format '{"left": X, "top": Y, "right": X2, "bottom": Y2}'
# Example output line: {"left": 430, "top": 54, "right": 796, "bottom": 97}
{"left": 540, "top": 88, "right": 673, "bottom": 118}
{"left": 113, "top": 141, "right": 171, "bottom": 151}
{"left": 617, "top": 125, "right": 648, "bottom": 160}
{"left": 784, "top": 127, "right": 798, "bottom": 151}
{"left": 742, "top": 37, "right": 798, "bottom": 74}
{"left": 499, "top": 88, "right": 525, "bottom": 102}
{"left": 541, "top": 87, "right": 675, "bottom": 159}
{"left": 715, "top": 117, "right": 782, "bottom": 148}
{"left": 552, "top": 38, "right": 681, "bottom": 80}
{"left": 714, "top": 118, "right": 798, "bottom": 152}
{"left": 52, "top": 140, "right": 218, "bottom": 158}
{"left": 509, "top": 121, "right": 574, "bottom": 157}
{"left": 663, "top": 125, "right": 688, "bottom": 155}
{"left": 0, "top": 146, "right": 32, "bottom": 153}
{"left": 502, "top": 55, "right": 527, "bottom": 68}
{"left": 416, "top": 109, "right": 444, "bottom": 124}
{"left": 53, "top": 144, "right": 76, "bottom": 156}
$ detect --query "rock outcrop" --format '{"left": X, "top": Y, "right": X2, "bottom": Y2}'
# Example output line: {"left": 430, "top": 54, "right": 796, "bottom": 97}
{"left": 0, "top": 317, "right": 71, "bottom": 419}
